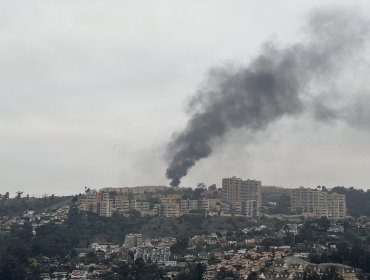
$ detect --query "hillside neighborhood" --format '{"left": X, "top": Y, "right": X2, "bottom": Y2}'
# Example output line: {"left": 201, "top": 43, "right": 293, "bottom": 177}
{"left": 1, "top": 181, "right": 370, "bottom": 279}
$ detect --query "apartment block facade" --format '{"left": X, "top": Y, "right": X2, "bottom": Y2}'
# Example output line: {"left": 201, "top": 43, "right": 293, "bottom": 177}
{"left": 124, "top": 233, "right": 143, "bottom": 248}
{"left": 221, "top": 177, "right": 261, "bottom": 217}
{"left": 78, "top": 189, "right": 152, "bottom": 217}
{"left": 290, "top": 187, "right": 346, "bottom": 219}
{"left": 153, "top": 203, "right": 181, "bottom": 217}
{"left": 234, "top": 200, "right": 258, "bottom": 218}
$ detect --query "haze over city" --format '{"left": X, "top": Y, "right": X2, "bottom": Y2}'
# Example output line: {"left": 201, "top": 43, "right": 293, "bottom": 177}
{"left": 1, "top": 0, "right": 370, "bottom": 195}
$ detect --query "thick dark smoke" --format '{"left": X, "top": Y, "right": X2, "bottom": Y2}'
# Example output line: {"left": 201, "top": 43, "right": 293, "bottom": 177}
{"left": 165, "top": 9, "right": 370, "bottom": 187}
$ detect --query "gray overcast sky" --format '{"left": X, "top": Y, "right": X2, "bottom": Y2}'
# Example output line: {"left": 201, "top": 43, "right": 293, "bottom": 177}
{"left": 1, "top": 0, "right": 370, "bottom": 195}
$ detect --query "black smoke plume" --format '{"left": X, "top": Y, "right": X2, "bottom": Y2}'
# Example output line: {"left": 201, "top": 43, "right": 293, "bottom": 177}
{"left": 166, "top": 9, "right": 369, "bottom": 187}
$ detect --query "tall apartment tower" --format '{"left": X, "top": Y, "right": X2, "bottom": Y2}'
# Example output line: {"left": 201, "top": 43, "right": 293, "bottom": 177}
{"left": 222, "top": 177, "right": 261, "bottom": 215}
{"left": 222, "top": 177, "right": 243, "bottom": 203}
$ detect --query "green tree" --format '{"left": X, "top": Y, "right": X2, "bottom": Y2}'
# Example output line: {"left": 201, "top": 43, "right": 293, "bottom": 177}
{"left": 28, "top": 258, "right": 41, "bottom": 280}
{"left": 171, "top": 236, "right": 189, "bottom": 254}
{"left": 321, "top": 267, "right": 343, "bottom": 280}
{"left": 175, "top": 271, "right": 194, "bottom": 280}
{"left": 191, "top": 263, "right": 205, "bottom": 280}
{"left": 0, "top": 255, "right": 27, "bottom": 280}
{"left": 247, "top": 271, "right": 258, "bottom": 280}
{"left": 303, "top": 267, "right": 320, "bottom": 280}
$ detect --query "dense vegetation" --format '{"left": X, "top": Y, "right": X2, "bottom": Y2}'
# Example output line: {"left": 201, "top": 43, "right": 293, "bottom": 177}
{"left": 0, "top": 207, "right": 258, "bottom": 279}
{"left": 294, "top": 218, "right": 370, "bottom": 273}
{"left": 310, "top": 244, "right": 370, "bottom": 273}
{"left": 262, "top": 193, "right": 291, "bottom": 215}
{"left": 0, "top": 208, "right": 154, "bottom": 279}
{"left": 104, "top": 258, "right": 166, "bottom": 279}
{"left": 330, "top": 187, "right": 370, "bottom": 217}
{"left": 0, "top": 195, "right": 72, "bottom": 216}
{"left": 64, "top": 207, "right": 260, "bottom": 244}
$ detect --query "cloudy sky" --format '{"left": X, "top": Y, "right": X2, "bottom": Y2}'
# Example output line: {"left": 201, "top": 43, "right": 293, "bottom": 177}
{"left": 1, "top": 0, "right": 370, "bottom": 196}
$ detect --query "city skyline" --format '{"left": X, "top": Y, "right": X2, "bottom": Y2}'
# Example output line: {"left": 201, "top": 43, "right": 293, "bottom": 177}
{"left": 1, "top": 1, "right": 370, "bottom": 195}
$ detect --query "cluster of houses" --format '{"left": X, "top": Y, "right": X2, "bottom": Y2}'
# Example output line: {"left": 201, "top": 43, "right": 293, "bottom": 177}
{"left": 204, "top": 252, "right": 360, "bottom": 280}
{"left": 39, "top": 223, "right": 362, "bottom": 280}
{"left": 0, "top": 205, "right": 69, "bottom": 235}
{"left": 36, "top": 242, "right": 361, "bottom": 280}
{"left": 36, "top": 235, "right": 177, "bottom": 279}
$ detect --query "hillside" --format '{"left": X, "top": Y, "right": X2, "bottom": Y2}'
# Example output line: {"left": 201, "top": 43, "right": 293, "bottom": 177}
{"left": 0, "top": 195, "right": 73, "bottom": 216}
